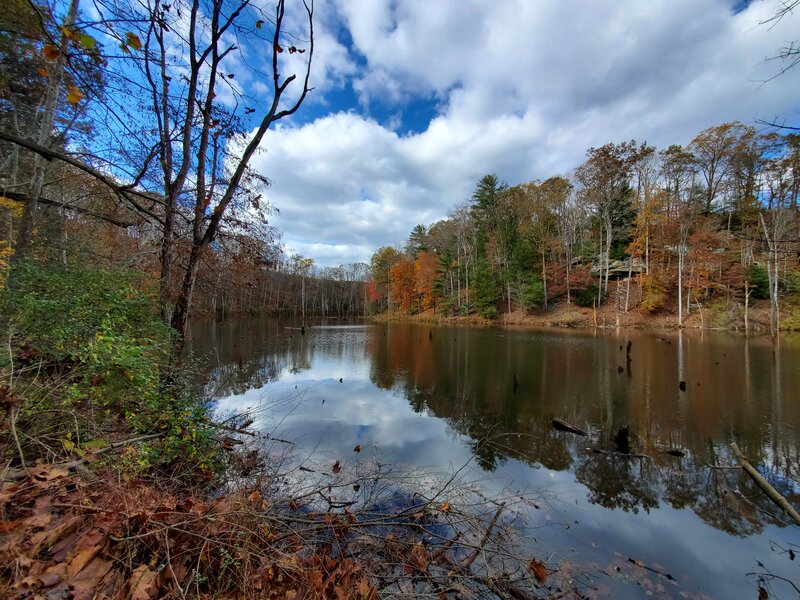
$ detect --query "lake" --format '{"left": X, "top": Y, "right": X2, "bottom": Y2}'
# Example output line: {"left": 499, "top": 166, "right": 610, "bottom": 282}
{"left": 189, "top": 318, "right": 800, "bottom": 598}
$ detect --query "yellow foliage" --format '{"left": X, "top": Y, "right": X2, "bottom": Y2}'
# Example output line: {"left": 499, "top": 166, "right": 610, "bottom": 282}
{"left": 0, "top": 245, "right": 14, "bottom": 291}
{"left": 0, "top": 196, "right": 23, "bottom": 218}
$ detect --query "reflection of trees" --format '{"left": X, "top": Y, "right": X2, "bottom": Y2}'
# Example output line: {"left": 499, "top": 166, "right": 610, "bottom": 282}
{"left": 365, "top": 324, "right": 800, "bottom": 536}
{"left": 206, "top": 357, "right": 286, "bottom": 397}
{"left": 193, "top": 320, "right": 800, "bottom": 538}
{"left": 575, "top": 454, "right": 659, "bottom": 513}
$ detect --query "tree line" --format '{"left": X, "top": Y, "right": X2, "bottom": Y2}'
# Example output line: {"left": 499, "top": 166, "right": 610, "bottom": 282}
{"left": 370, "top": 123, "right": 800, "bottom": 335}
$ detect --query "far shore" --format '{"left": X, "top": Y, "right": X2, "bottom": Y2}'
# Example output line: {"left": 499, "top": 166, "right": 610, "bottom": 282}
{"left": 369, "top": 298, "right": 791, "bottom": 337}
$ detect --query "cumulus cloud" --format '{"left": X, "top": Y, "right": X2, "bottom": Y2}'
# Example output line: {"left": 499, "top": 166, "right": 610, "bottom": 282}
{"left": 248, "top": 0, "right": 800, "bottom": 266}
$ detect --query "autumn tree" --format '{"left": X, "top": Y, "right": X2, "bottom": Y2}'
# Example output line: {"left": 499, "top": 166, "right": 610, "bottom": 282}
{"left": 688, "top": 122, "right": 755, "bottom": 215}
{"left": 575, "top": 141, "right": 653, "bottom": 304}
{"left": 0, "top": 0, "right": 315, "bottom": 347}
{"left": 370, "top": 246, "right": 403, "bottom": 310}
{"left": 389, "top": 258, "right": 416, "bottom": 311}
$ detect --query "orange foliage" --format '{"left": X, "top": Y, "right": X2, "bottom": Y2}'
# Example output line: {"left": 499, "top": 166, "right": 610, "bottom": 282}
{"left": 389, "top": 259, "right": 416, "bottom": 310}
{"left": 415, "top": 251, "right": 437, "bottom": 310}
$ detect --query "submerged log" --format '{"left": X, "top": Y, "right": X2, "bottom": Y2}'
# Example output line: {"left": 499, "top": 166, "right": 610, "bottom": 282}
{"left": 730, "top": 442, "right": 800, "bottom": 526}
{"left": 552, "top": 418, "right": 587, "bottom": 436}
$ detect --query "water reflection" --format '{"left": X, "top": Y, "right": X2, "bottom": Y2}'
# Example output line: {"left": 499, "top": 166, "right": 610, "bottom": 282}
{"left": 191, "top": 319, "right": 800, "bottom": 597}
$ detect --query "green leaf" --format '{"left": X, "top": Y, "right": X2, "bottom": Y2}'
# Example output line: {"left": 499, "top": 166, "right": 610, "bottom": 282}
{"left": 78, "top": 33, "right": 97, "bottom": 50}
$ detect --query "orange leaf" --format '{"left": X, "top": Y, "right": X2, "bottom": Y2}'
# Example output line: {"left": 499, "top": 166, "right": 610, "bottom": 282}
{"left": 37, "top": 67, "right": 48, "bottom": 77}
{"left": 528, "top": 558, "right": 548, "bottom": 584}
{"left": 129, "top": 564, "right": 160, "bottom": 600}
{"left": 67, "top": 545, "right": 102, "bottom": 578}
{"left": 43, "top": 45, "right": 61, "bottom": 60}
{"left": 440, "top": 501, "right": 450, "bottom": 513}
{"left": 66, "top": 85, "right": 84, "bottom": 105}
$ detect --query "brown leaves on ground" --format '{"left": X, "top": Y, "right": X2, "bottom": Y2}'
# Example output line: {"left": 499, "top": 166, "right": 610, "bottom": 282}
{"left": 0, "top": 462, "right": 380, "bottom": 599}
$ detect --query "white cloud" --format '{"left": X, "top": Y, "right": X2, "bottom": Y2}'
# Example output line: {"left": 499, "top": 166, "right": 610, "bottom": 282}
{"left": 248, "top": 0, "right": 800, "bottom": 266}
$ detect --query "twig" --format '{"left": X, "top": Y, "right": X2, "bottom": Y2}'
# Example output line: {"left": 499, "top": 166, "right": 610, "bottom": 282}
{"left": 460, "top": 502, "right": 505, "bottom": 569}
{"left": 208, "top": 420, "right": 256, "bottom": 436}
{"left": 10, "top": 405, "right": 27, "bottom": 470}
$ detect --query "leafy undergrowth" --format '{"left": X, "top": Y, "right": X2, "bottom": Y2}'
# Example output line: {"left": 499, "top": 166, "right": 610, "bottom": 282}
{"left": 0, "top": 453, "right": 587, "bottom": 599}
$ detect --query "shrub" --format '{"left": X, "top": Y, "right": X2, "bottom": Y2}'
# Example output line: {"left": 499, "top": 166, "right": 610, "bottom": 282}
{"left": 1, "top": 261, "right": 220, "bottom": 482}
{"left": 521, "top": 276, "right": 545, "bottom": 311}
{"left": 640, "top": 274, "right": 668, "bottom": 313}
{"left": 747, "top": 264, "right": 770, "bottom": 300}
{"left": 574, "top": 285, "right": 599, "bottom": 308}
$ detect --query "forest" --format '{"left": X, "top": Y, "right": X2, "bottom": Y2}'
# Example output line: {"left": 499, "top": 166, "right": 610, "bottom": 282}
{"left": 370, "top": 125, "right": 800, "bottom": 335}
{"left": 1, "top": 0, "right": 799, "bottom": 597}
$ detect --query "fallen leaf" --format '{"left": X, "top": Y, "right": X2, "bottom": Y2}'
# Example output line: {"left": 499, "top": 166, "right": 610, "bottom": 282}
{"left": 22, "top": 512, "right": 53, "bottom": 528}
{"left": 70, "top": 558, "right": 113, "bottom": 600}
{"left": 37, "top": 67, "right": 48, "bottom": 77}
{"left": 129, "top": 564, "right": 160, "bottom": 600}
{"left": 440, "top": 501, "right": 450, "bottom": 513}
{"left": 0, "top": 520, "right": 18, "bottom": 533}
{"left": 256, "top": 19, "right": 263, "bottom": 29}
{"left": 528, "top": 558, "right": 548, "bottom": 584}
{"left": 67, "top": 545, "right": 102, "bottom": 578}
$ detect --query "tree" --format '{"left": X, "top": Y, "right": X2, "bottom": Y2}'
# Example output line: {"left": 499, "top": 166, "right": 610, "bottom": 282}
{"left": 0, "top": 0, "right": 315, "bottom": 347}
{"left": 406, "top": 224, "right": 430, "bottom": 257}
{"left": 761, "top": 0, "right": 800, "bottom": 81}
{"left": 575, "top": 141, "right": 653, "bottom": 303}
{"left": 370, "top": 246, "right": 403, "bottom": 310}
{"left": 688, "top": 122, "right": 755, "bottom": 215}
{"left": 1, "top": 0, "right": 103, "bottom": 257}
{"left": 389, "top": 258, "right": 416, "bottom": 311}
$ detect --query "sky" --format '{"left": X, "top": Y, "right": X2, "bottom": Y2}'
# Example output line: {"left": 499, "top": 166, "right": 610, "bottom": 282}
{"left": 244, "top": 0, "right": 800, "bottom": 268}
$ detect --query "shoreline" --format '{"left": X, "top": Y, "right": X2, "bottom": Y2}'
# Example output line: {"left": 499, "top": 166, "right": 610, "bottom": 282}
{"left": 369, "top": 298, "right": 789, "bottom": 338}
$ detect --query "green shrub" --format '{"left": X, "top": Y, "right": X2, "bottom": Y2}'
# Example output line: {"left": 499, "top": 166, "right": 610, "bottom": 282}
{"left": 521, "top": 276, "right": 545, "bottom": 311}
{"left": 1, "top": 261, "right": 220, "bottom": 482}
{"left": 574, "top": 285, "right": 598, "bottom": 308}
{"left": 747, "top": 264, "right": 770, "bottom": 300}
{"left": 707, "top": 298, "right": 743, "bottom": 329}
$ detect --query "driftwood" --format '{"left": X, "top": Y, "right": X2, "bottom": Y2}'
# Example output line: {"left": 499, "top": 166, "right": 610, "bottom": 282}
{"left": 552, "top": 418, "right": 587, "bottom": 436}
{"left": 730, "top": 442, "right": 800, "bottom": 527}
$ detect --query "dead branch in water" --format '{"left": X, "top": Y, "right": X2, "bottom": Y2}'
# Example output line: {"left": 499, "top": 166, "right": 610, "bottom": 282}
{"left": 730, "top": 442, "right": 800, "bottom": 526}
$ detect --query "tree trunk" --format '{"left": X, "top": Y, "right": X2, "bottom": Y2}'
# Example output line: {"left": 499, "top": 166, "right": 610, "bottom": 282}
{"left": 170, "top": 244, "right": 204, "bottom": 350}
{"left": 17, "top": 0, "right": 80, "bottom": 257}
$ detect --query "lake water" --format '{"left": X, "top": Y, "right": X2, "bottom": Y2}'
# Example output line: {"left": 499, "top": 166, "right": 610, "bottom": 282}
{"left": 189, "top": 318, "right": 800, "bottom": 598}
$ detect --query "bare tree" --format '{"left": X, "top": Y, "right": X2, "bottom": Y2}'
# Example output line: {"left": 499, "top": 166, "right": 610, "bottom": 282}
{"left": 1, "top": 0, "right": 314, "bottom": 345}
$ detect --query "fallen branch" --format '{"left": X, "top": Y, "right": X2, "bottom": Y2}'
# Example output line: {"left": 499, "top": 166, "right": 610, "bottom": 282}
{"left": 460, "top": 502, "right": 505, "bottom": 569}
{"left": 552, "top": 418, "right": 587, "bottom": 436}
{"left": 730, "top": 442, "right": 800, "bottom": 527}
{"left": 1, "top": 432, "right": 165, "bottom": 481}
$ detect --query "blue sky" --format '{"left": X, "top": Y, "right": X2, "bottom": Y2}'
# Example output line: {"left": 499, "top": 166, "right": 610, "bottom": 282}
{"left": 243, "top": 0, "right": 800, "bottom": 267}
